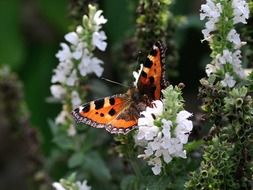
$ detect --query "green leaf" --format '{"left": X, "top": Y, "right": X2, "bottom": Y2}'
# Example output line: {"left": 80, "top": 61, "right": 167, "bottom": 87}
{"left": 68, "top": 152, "right": 85, "bottom": 168}
{"left": 145, "top": 176, "right": 170, "bottom": 190}
{"left": 83, "top": 151, "right": 111, "bottom": 181}
{"left": 67, "top": 173, "right": 77, "bottom": 182}
{"left": 53, "top": 135, "right": 75, "bottom": 150}
{"left": 120, "top": 175, "right": 136, "bottom": 190}
{"left": 185, "top": 140, "right": 204, "bottom": 152}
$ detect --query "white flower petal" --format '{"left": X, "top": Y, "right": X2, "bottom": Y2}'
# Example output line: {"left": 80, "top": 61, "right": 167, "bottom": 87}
{"left": 227, "top": 29, "right": 241, "bottom": 49}
{"left": 55, "top": 110, "right": 68, "bottom": 125}
{"left": 176, "top": 110, "right": 192, "bottom": 123}
{"left": 232, "top": 0, "right": 249, "bottom": 24}
{"left": 66, "top": 69, "right": 78, "bottom": 86}
{"left": 221, "top": 73, "right": 236, "bottom": 88}
{"left": 65, "top": 32, "right": 79, "bottom": 45}
{"left": 56, "top": 43, "right": 72, "bottom": 62}
{"left": 76, "top": 180, "right": 91, "bottom": 190}
{"left": 93, "top": 10, "right": 107, "bottom": 26}
{"left": 92, "top": 31, "right": 107, "bottom": 51}
{"left": 151, "top": 165, "right": 161, "bottom": 175}
{"left": 52, "top": 182, "right": 66, "bottom": 190}
{"left": 71, "top": 90, "right": 82, "bottom": 108}
{"left": 50, "top": 85, "right": 66, "bottom": 99}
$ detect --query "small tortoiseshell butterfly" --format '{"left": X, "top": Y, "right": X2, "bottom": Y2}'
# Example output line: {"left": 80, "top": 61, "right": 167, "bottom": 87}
{"left": 72, "top": 41, "right": 167, "bottom": 134}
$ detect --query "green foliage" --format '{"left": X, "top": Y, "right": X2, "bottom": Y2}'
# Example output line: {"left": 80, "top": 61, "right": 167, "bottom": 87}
{"left": 192, "top": 77, "right": 253, "bottom": 189}
{"left": 136, "top": 0, "right": 172, "bottom": 50}
{"left": 136, "top": 0, "right": 179, "bottom": 77}
{"left": 58, "top": 173, "right": 80, "bottom": 190}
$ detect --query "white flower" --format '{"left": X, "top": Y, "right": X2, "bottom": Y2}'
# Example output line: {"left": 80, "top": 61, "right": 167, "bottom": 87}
{"left": 93, "top": 10, "right": 107, "bottom": 28}
{"left": 216, "top": 49, "right": 233, "bottom": 66}
{"left": 200, "top": 0, "right": 222, "bottom": 39}
{"left": 227, "top": 29, "right": 242, "bottom": 49}
{"left": 52, "top": 182, "right": 66, "bottom": 190}
{"left": 205, "top": 64, "right": 217, "bottom": 76}
{"left": 55, "top": 110, "right": 68, "bottom": 124}
{"left": 168, "top": 138, "right": 186, "bottom": 158}
{"left": 66, "top": 69, "right": 78, "bottom": 86}
{"left": 136, "top": 100, "right": 163, "bottom": 141}
{"left": 133, "top": 64, "right": 143, "bottom": 87}
{"left": 65, "top": 32, "right": 79, "bottom": 45}
{"left": 231, "top": 50, "right": 245, "bottom": 78}
{"left": 221, "top": 73, "right": 236, "bottom": 88}
{"left": 72, "top": 42, "right": 86, "bottom": 60}
{"left": 92, "top": 31, "right": 107, "bottom": 51}
{"left": 135, "top": 98, "right": 193, "bottom": 175}
{"left": 52, "top": 61, "right": 73, "bottom": 84}
{"left": 232, "top": 0, "right": 249, "bottom": 24}
{"left": 76, "top": 180, "right": 91, "bottom": 190}
{"left": 50, "top": 85, "right": 66, "bottom": 99}
{"left": 175, "top": 111, "right": 193, "bottom": 144}
{"left": 71, "top": 90, "right": 82, "bottom": 108}
{"left": 200, "top": 0, "right": 222, "bottom": 21}
{"left": 161, "top": 119, "right": 172, "bottom": 138}
{"left": 56, "top": 43, "right": 72, "bottom": 62}
{"left": 78, "top": 55, "right": 104, "bottom": 77}
{"left": 149, "top": 133, "right": 162, "bottom": 151}
{"left": 137, "top": 125, "right": 159, "bottom": 141}
{"left": 213, "top": 49, "right": 245, "bottom": 79}
{"left": 67, "top": 124, "right": 77, "bottom": 136}
{"left": 148, "top": 157, "right": 162, "bottom": 175}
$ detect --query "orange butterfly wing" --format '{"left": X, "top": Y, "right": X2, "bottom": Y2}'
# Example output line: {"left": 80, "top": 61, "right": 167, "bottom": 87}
{"left": 137, "top": 41, "right": 166, "bottom": 100}
{"left": 72, "top": 41, "right": 166, "bottom": 134}
{"left": 72, "top": 93, "right": 139, "bottom": 134}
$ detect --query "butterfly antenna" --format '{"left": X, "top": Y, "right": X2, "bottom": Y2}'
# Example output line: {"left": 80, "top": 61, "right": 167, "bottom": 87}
{"left": 101, "top": 77, "right": 129, "bottom": 88}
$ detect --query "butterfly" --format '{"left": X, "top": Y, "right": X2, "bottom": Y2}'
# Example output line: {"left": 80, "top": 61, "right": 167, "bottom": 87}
{"left": 72, "top": 41, "right": 167, "bottom": 134}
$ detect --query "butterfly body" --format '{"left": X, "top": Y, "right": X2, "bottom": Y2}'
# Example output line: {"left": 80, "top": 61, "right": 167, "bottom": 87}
{"left": 72, "top": 41, "right": 166, "bottom": 134}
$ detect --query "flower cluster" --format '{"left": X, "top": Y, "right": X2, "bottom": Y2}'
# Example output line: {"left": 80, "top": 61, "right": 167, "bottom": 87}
{"left": 200, "top": 0, "right": 249, "bottom": 87}
{"left": 50, "top": 4, "right": 107, "bottom": 128}
{"left": 53, "top": 175, "right": 91, "bottom": 190}
{"left": 135, "top": 86, "right": 193, "bottom": 175}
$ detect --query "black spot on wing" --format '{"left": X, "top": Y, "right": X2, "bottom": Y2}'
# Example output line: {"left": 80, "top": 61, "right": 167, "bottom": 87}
{"left": 82, "top": 104, "right": 90, "bottom": 113}
{"left": 150, "top": 49, "right": 158, "bottom": 56}
{"left": 109, "top": 97, "right": 115, "bottom": 105}
{"left": 94, "top": 99, "right": 104, "bottom": 110}
{"left": 151, "top": 113, "right": 156, "bottom": 119}
{"left": 141, "top": 71, "right": 147, "bottom": 78}
{"left": 108, "top": 108, "right": 116, "bottom": 116}
{"left": 100, "top": 113, "right": 104, "bottom": 117}
{"left": 144, "top": 58, "right": 153, "bottom": 68}
{"left": 149, "top": 76, "right": 155, "bottom": 84}
{"left": 150, "top": 86, "right": 157, "bottom": 99}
